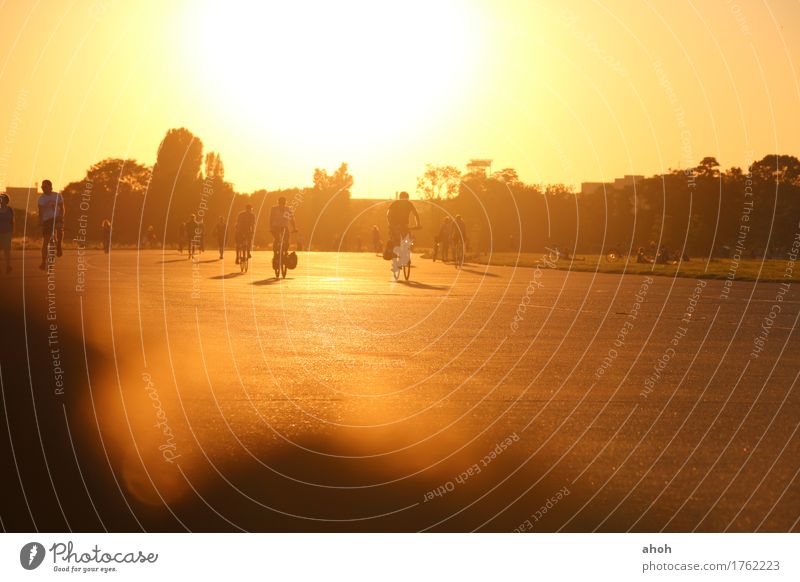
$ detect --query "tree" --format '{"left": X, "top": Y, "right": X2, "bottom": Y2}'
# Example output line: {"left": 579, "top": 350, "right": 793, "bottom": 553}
{"left": 725, "top": 166, "right": 744, "bottom": 180}
{"left": 492, "top": 168, "right": 520, "bottom": 184}
{"left": 416, "top": 164, "right": 461, "bottom": 200}
{"left": 309, "top": 163, "right": 353, "bottom": 249}
{"left": 144, "top": 128, "right": 204, "bottom": 242}
{"left": 749, "top": 154, "right": 800, "bottom": 185}
{"left": 204, "top": 152, "right": 224, "bottom": 181}
{"left": 62, "top": 158, "right": 151, "bottom": 243}
{"left": 201, "top": 151, "right": 236, "bottom": 226}
{"left": 696, "top": 156, "right": 720, "bottom": 178}
{"left": 313, "top": 162, "right": 353, "bottom": 195}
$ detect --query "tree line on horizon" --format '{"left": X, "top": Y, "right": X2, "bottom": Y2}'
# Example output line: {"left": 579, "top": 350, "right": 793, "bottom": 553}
{"left": 24, "top": 127, "right": 800, "bottom": 256}
{"left": 418, "top": 155, "right": 800, "bottom": 258}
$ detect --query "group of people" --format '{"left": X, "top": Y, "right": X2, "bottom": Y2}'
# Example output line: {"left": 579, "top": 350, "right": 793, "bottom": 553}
{"left": 380, "top": 191, "right": 467, "bottom": 267}
{"left": 432, "top": 214, "right": 467, "bottom": 263}
{"left": 1, "top": 182, "right": 454, "bottom": 275}
{"left": 170, "top": 197, "right": 298, "bottom": 265}
{"left": 231, "top": 197, "right": 298, "bottom": 264}
{"left": 177, "top": 216, "right": 205, "bottom": 257}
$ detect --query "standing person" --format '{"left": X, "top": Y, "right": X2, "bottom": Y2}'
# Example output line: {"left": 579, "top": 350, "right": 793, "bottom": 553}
{"left": 437, "top": 217, "right": 452, "bottom": 262}
{"left": 269, "top": 196, "right": 297, "bottom": 261}
{"left": 185, "top": 214, "right": 198, "bottom": 259}
{"left": 214, "top": 216, "right": 226, "bottom": 260}
{"left": 146, "top": 225, "right": 158, "bottom": 248}
{"left": 450, "top": 214, "right": 467, "bottom": 266}
{"left": 371, "top": 225, "right": 381, "bottom": 255}
{"left": 37, "top": 179, "right": 65, "bottom": 270}
{"left": 197, "top": 218, "right": 205, "bottom": 253}
{"left": 0, "top": 194, "right": 14, "bottom": 273}
{"left": 235, "top": 204, "right": 255, "bottom": 265}
{"left": 101, "top": 219, "right": 112, "bottom": 253}
{"left": 178, "top": 221, "right": 186, "bottom": 254}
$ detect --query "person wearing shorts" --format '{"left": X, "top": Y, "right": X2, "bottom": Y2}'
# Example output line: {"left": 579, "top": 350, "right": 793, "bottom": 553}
{"left": 37, "top": 180, "right": 65, "bottom": 270}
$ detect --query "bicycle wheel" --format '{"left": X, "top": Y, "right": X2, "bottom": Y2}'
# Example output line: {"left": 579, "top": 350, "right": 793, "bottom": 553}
{"left": 403, "top": 263, "right": 411, "bottom": 281}
{"left": 281, "top": 257, "right": 288, "bottom": 279}
{"left": 392, "top": 260, "right": 400, "bottom": 280}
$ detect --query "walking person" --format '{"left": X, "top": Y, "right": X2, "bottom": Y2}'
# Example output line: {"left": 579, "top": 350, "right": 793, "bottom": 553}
{"left": 0, "top": 194, "right": 14, "bottom": 273}
{"left": 185, "top": 214, "right": 199, "bottom": 259}
{"left": 438, "top": 217, "right": 452, "bottom": 262}
{"left": 197, "top": 218, "right": 205, "bottom": 253}
{"left": 145, "top": 225, "right": 158, "bottom": 248}
{"left": 37, "top": 180, "right": 65, "bottom": 270}
{"left": 214, "top": 216, "right": 226, "bottom": 259}
{"left": 101, "top": 219, "right": 112, "bottom": 253}
{"left": 178, "top": 221, "right": 186, "bottom": 254}
{"left": 450, "top": 214, "right": 467, "bottom": 268}
{"left": 371, "top": 225, "right": 381, "bottom": 255}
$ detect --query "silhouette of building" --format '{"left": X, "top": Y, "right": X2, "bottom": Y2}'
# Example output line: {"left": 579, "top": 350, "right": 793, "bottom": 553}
{"left": 466, "top": 159, "right": 493, "bottom": 178}
{"left": 2, "top": 185, "right": 38, "bottom": 211}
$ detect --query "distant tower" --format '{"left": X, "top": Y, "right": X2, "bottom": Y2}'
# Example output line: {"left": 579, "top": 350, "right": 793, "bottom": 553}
{"left": 467, "top": 159, "right": 493, "bottom": 178}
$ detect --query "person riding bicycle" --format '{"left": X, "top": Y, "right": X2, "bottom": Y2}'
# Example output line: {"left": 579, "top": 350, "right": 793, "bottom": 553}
{"left": 235, "top": 204, "right": 255, "bottom": 265}
{"left": 386, "top": 191, "right": 420, "bottom": 249}
{"left": 269, "top": 196, "right": 297, "bottom": 261}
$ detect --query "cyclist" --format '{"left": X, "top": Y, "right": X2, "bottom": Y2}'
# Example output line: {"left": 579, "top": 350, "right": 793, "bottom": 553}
{"left": 235, "top": 204, "right": 255, "bottom": 265}
{"left": 386, "top": 191, "right": 420, "bottom": 248}
{"left": 435, "top": 216, "right": 452, "bottom": 262}
{"left": 269, "top": 196, "right": 297, "bottom": 262}
{"left": 37, "top": 180, "right": 65, "bottom": 270}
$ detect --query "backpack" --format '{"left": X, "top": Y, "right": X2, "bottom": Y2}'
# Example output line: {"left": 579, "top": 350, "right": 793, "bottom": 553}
{"left": 382, "top": 241, "right": 395, "bottom": 261}
{"left": 286, "top": 251, "right": 298, "bottom": 269}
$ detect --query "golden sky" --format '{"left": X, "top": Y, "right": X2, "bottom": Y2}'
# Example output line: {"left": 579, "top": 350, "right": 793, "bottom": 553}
{"left": 1, "top": 0, "right": 799, "bottom": 197}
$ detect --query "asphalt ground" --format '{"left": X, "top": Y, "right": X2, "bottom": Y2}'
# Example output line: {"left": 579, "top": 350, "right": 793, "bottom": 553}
{"left": 0, "top": 249, "right": 798, "bottom": 531}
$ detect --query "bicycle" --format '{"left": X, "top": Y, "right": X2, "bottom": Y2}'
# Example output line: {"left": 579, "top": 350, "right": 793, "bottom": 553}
{"left": 272, "top": 227, "right": 291, "bottom": 279}
{"left": 391, "top": 226, "right": 420, "bottom": 281}
{"left": 237, "top": 234, "right": 251, "bottom": 273}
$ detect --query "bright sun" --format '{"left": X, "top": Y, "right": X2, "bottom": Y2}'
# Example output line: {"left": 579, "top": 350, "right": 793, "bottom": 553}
{"left": 189, "top": 0, "right": 476, "bottom": 155}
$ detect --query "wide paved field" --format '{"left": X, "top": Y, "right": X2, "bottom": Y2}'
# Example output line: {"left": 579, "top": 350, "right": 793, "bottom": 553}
{"left": 1, "top": 250, "right": 798, "bottom": 531}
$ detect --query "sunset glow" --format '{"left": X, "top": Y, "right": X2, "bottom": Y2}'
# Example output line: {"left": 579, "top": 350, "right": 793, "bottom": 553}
{"left": 1, "top": 0, "right": 799, "bottom": 194}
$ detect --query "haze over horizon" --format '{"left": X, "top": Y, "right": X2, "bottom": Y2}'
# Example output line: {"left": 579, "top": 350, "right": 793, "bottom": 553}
{"left": 1, "top": 0, "right": 799, "bottom": 197}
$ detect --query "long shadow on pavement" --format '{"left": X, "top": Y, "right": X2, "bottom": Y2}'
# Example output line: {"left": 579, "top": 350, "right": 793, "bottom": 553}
{"left": 459, "top": 267, "right": 501, "bottom": 278}
{"left": 396, "top": 281, "right": 450, "bottom": 291}
{"left": 209, "top": 273, "right": 242, "bottom": 280}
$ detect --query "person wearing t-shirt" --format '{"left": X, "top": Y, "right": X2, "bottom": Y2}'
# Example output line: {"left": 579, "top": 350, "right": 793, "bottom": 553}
{"left": 37, "top": 180, "right": 65, "bottom": 270}
{"left": 386, "top": 191, "right": 420, "bottom": 246}
{"left": 0, "top": 194, "right": 14, "bottom": 273}
{"left": 269, "top": 197, "right": 297, "bottom": 261}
